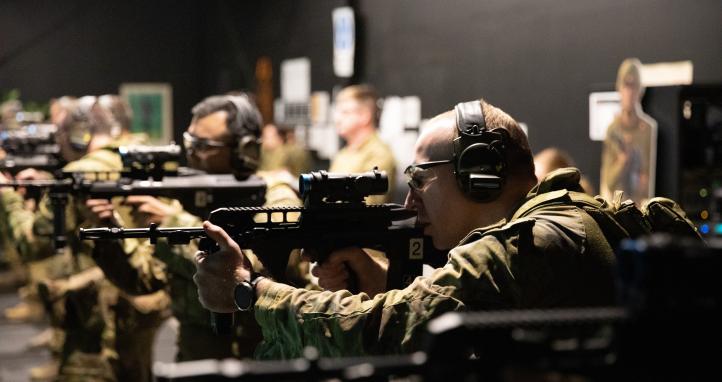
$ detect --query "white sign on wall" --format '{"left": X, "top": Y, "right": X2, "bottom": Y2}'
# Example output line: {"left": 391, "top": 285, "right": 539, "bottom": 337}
{"left": 280, "top": 58, "right": 311, "bottom": 103}
{"left": 332, "top": 7, "right": 355, "bottom": 78}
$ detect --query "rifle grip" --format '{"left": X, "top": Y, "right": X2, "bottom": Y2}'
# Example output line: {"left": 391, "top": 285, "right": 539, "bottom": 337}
{"left": 211, "top": 312, "right": 234, "bottom": 335}
{"left": 199, "top": 237, "right": 219, "bottom": 254}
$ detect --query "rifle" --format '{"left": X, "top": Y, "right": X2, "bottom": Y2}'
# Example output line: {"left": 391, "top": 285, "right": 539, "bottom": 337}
{"left": 0, "top": 144, "right": 266, "bottom": 251}
{"left": 0, "top": 154, "right": 64, "bottom": 175}
{"left": 0, "top": 123, "right": 59, "bottom": 156}
{"left": 1, "top": 123, "right": 63, "bottom": 175}
{"left": 80, "top": 168, "right": 440, "bottom": 332}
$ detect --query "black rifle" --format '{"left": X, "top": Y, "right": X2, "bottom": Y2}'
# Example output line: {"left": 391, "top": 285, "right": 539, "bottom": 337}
{"left": 1, "top": 123, "right": 63, "bottom": 175}
{"left": 80, "top": 169, "right": 440, "bottom": 332}
{"left": 0, "top": 123, "right": 58, "bottom": 156}
{"left": 2, "top": 173, "right": 266, "bottom": 252}
{"left": 0, "top": 154, "right": 64, "bottom": 175}
{"left": 0, "top": 144, "right": 266, "bottom": 250}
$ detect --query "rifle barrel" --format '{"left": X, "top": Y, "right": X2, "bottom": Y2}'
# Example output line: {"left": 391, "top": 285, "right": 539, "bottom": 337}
{"left": 79, "top": 225, "right": 206, "bottom": 244}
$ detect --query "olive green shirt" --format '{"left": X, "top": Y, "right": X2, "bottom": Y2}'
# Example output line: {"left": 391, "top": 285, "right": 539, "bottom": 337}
{"left": 330, "top": 131, "right": 396, "bottom": 204}
{"left": 252, "top": 168, "right": 617, "bottom": 359}
{"left": 260, "top": 144, "right": 312, "bottom": 177}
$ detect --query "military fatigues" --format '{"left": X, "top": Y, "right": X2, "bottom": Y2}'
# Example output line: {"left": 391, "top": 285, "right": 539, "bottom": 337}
{"left": 330, "top": 131, "right": 396, "bottom": 204}
{"left": 260, "top": 143, "right": 311, "bottom": 177}
{"left": 93, "top": 171, "right": 305, "bottom": 362}
{"left": 0, "top": 147, "right": 168, "bottom": 381}
{"left": 251, "top": 168, "right": 617, "bottom": 359}
{"left": 600, "top": 114, "right": 656, "bottom": 205}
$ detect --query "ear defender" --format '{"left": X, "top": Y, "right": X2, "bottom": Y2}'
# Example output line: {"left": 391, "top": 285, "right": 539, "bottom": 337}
{"left": 227, "top": 95, "right": 262, "bottom": 179}
{"left": 452, "top": 100, "right": 508, "bottom": 202}
{"left": 68, "top": 114, "right": 93, "bottom": 153}
{"left": 232, "top": 134, "right": 261, "bottom": 179}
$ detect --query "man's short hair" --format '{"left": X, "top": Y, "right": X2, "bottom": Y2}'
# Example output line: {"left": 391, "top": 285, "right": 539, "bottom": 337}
{"left": 98, "top": 94, "right": 133, "bottom": 133}
{"left": 336, "top": 84, "right": 381, "bottom": 127}
{"left": 191, "top": 93, "right": 262, "bottom": 141}
{"left": 62, "top": 96, "right": 115, "bottom": 138}
{"left": 479, "top": 99, "right": 536, "bottom": 183}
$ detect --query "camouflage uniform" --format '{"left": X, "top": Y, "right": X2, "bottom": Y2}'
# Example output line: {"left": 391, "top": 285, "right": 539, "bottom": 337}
{"left": 93, "top": 171, "right": 305, "bottom": 362}
{"left": 0, "top": 147, "right": 168, "bottom": 382}
{"left": 252, "top": 168, "right": 617, "bottom": 359}
{"left": 330, "top": 131, "right": 396, "bottom": 204}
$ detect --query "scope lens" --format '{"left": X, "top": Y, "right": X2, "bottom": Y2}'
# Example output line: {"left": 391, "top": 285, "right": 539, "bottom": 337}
{"left": 299, "top": 173, "right": 313, "bottom": 197}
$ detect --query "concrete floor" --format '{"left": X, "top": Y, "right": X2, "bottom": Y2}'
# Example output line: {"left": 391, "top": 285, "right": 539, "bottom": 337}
{"left": 0, "top": 291, "right": 177, "bottom": 382}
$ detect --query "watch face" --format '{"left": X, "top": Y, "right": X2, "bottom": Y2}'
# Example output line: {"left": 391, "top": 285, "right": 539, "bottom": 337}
{"left": 234, "top": 282, "right": 254, "bottom": 311}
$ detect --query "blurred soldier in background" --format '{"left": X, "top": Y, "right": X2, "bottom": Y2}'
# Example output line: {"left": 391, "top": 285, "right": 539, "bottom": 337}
{"left": 0, "top": 96, "right": 168, "bottom": 381}
{"left": 0, "top": 99, "right": 23, "bottom": 130}
{"left": 330, "top": 85, "right": 396, "bottom": 204}
{"left": 534, "top": 147, "right": 595, "bottom": 194}
{"left": 259, "top": 122, "right": 311, "bottom": 177}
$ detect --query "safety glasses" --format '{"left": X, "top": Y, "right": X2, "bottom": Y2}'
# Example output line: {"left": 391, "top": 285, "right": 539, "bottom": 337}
{"left": 183, "top": 131, "right": 232, "bottom": 152}
{"left": 404, "top": 160, "right": 453, "bottom": 190}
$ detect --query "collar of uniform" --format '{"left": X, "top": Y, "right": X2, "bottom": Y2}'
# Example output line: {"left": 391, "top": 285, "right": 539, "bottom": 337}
{"left": 458, "top": 217, "right": 507, "bottom": 245}
{"left": 528, "top": 167, "right": 584, "bottom": 197}
{"left": 510, "top": 167, "right": 586, "bottom": 222}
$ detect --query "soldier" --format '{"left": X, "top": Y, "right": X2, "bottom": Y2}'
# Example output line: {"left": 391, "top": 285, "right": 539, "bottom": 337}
{"left": 259, "top": 123, "right": 311, "bottom": 177}
{"left": 534, "top": 147, "right": 595, "bottom": 194}
{"left": 330, "top": 85, "right": 396, "bottom": 204}
{"left": 0, "top": 97, "right": 167, "bottom": 381}
{"left": 194, "top": 98, "right": 621, "bottom": 358}
{"left": 3, "top": 96, "right": 77, "bottom": 325}
{"left": 87, "top": 94, "right": 307, "bottom": 363}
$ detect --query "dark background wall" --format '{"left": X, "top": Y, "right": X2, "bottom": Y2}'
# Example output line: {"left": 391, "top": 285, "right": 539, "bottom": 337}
{"left": 0, "top": 0, "right": 205, "bottom": 145}
{"left": 2, "top": 0, "right": 721, "bottom": 188}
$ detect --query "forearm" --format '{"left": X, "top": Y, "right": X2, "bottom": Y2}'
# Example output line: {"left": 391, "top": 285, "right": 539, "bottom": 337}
{"left": 252, "top": 236, "right": 513, "bottom": 359}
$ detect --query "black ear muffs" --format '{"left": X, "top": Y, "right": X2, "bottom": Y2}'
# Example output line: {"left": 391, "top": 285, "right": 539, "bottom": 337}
{"left": 68, "top": 125, "right": 91, "bottom": 152}
{"left": 231, "top": 134, "right": 261, "bottom": 179}
{"left": 227, "top": 95, "right": 262, "bottom": 179}
{"left": 453, "top": 101, "right": 508, "bottom": 202}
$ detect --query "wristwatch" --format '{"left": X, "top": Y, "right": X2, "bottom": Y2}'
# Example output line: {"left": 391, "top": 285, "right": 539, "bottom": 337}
{"left": 233, "top": 273, "right": 265, "bottom": 311}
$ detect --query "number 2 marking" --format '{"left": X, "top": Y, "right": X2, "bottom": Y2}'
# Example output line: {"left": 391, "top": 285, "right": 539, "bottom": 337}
{"left": 409, "top": 238, "right": 423, "bottom": 260}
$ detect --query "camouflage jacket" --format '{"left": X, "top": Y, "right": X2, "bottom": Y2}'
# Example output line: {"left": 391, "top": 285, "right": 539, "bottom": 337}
{"left": 253, "top": 168, "right": 617, "bottom": 359}
{"left": 0, "top": 147, "right": 121, "bottom": 268}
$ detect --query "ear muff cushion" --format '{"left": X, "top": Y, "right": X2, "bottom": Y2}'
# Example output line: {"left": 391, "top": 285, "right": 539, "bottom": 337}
{"left": 68, "top": 122, "right": 91, "bottom": 152}
{"left": 236, "top": 135, "right": 260, "bottom": 170}
{"left": 457, "top": 142, "right": 504, "bottom": 175}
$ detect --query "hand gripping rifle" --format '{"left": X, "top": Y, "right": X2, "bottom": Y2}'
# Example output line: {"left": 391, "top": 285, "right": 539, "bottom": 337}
{"left": 80, "top": 168, "right": 441, "bottom": 333}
